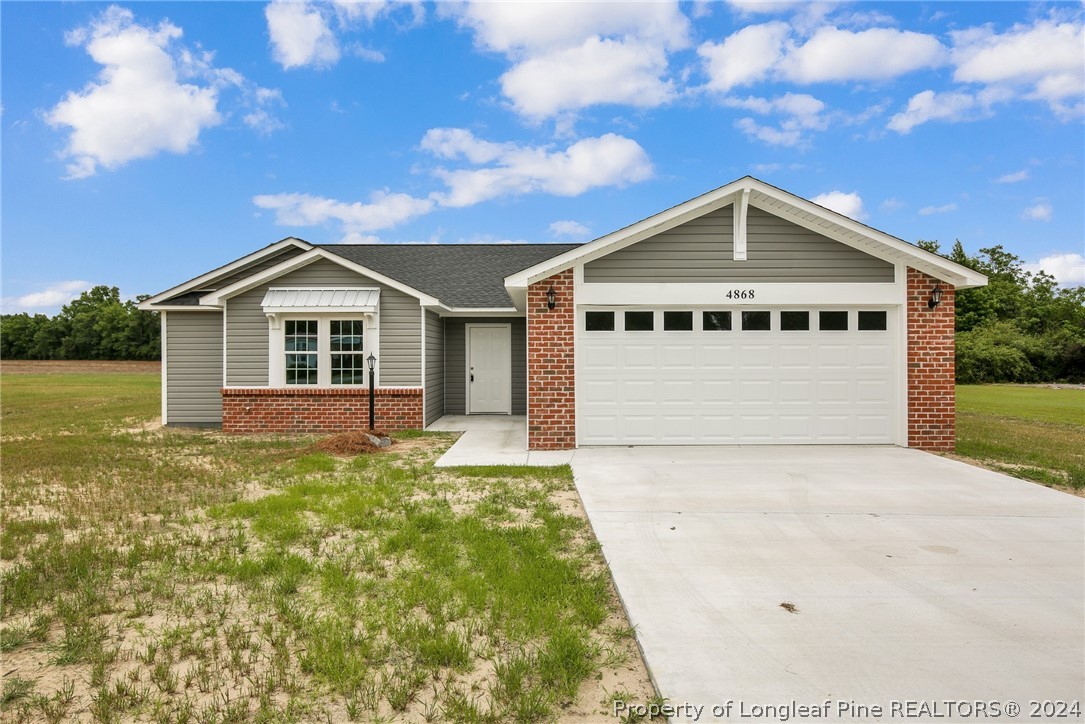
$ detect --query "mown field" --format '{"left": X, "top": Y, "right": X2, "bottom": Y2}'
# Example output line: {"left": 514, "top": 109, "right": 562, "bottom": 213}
{"left": 0, "top": 363, "right": 656, "bottom": 723}
{"left": 956, "top": 384, "right": 1085, "bottom": 492}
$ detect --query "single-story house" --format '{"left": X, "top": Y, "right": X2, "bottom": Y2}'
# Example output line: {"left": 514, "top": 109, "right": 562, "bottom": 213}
{"left": 139, "top": 176, "right": 987, "bottom": 451}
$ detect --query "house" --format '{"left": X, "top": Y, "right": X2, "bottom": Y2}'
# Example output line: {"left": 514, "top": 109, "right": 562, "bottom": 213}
{"left": 139, "top": 177, "right": 987, "bottom": 452}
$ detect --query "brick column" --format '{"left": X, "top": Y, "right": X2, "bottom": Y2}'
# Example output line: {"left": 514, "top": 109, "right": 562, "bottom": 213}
{"left": 527, "top": 270, "right": 575, "bottom": 450}
{"left": 906, "top": 268, "right": 956, "bottom": 451}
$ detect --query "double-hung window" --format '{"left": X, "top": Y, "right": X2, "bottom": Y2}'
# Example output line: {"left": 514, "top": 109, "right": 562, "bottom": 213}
{"left": 263, "top": 287, "right": 380, "bottom": 388}
{"left": 281, "top": 317, "right": 369, "bottom": 386}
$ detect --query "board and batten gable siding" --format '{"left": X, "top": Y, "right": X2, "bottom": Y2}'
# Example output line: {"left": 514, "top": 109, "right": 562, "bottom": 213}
{"left": 165, "top": 312, "right": 224, "bottom": 425}
{"left": 583, "top": 205, "right": 894, "bottom": 283}
{"left": 224, "top": 257, "right": 422, "bottom": 387}
{"left": 424, "top": 310, "right": 444, "bottom": 426}
{"left": 444, "top": 317, "right": 526, "bottom": 416}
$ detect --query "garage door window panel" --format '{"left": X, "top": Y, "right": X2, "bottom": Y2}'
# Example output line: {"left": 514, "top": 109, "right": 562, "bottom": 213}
{"left": 664, "top": 311, "right": 693, "bottom": 331}
{"left": 742, "top": 311, "right": 771, "bottom": 331}
{"left": 703, "top": 311, "right": 732, "bottom": 331}
{"left": 780, "top": 311, "right": 810, "bottom": 331}
{"left": 624, "top": 311, "right": 654, "bottom": 331}
{"left": 819, "top": 311, "right": 849, "bottom": 331}
{"left": 858, "top": 311, "right": 887, "bottom": 331}
{"left": 585, "top": 311, "right": 615, "bottom": 331}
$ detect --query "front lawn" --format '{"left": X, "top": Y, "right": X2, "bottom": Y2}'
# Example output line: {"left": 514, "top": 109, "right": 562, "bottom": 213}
{"left": 0, "top": 364, "right": 654, "bottom": 722}
{"left": 956, "top": 384, "right": 1085, "bottom": 491}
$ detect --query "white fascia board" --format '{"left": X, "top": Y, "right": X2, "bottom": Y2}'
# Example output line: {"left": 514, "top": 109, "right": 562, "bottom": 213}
{"left": 139, "top": 304, "right": 222, "bottom": 312}
{"left": 503, "top": 175, "right": 988, "bottom": 291}
{"left": 201, "top": 248, "right": 441, "bottom": 307}
{"left": 432, "top": 308, "right": 524, "bottom": 318}
{"left": 576, "top": 282, "right": 903, "bottom": 306}
{"left": 139, "top": 238, "right": 312, "bottom": 308}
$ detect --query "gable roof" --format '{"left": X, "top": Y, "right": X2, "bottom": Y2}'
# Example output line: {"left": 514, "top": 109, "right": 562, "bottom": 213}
{"left": 316, "top": 244, "right": 582, "bottom": 308}
{"left": 505, "top": 176, "right": 988, "bottom": 291}
{"left": 144, "top": 242, "right": 581, "bottom": 311}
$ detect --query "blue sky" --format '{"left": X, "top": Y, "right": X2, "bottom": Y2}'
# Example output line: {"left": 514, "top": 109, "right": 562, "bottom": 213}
{"left": 2, "top": 1, "right": 1083, "bottom": 314}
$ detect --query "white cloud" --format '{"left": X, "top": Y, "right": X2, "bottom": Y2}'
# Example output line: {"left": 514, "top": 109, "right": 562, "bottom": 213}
{"left": 253, "top": 190, "right": 435, "bottom": 232}
{"left": 265, "top": 1, "right": 340, "bottom": 69}
{"left": 425, "top": 129, "right": 653, "bottom": 207}
{"left": 549, "top": 220, "right": 591, "bottom": 239}
{"left": 880, "top": 197, "right": 905, "bottom": 212}
{"left": 995, "top": 169, "right": 1029, "bottom": 184}
{"left": 698, "top": 22, "right": 789, "bottom": 92}
{"left": 1022, "top": 202, "right": 1053, "bottom": 222}
{"left": 9, "top": 281, "right": 93, "bottom": 311}
{"left": 918, "top": 203, "right": 958, "bottom": 215}
{"left": 445, "top": 1, "right": 689, "bottom": 120}
{"left": 1024, "top": 253, "right": 1085, "bottom": 286}
{"left": 726, "top": 92, "right": 827, "bottom": 147}
{"left": 699, "top": 23, "right": 945, "bottom": 92}
{"left": 951, "top": 20, "right": 1085, "bottom": 118}
{"left": 780, "top": 26, "right": 947, "bottom": 83}
{"left": 886, "top": 88, "right": 1004, "bottom": 133}
{"left": 265, "top": 0, "right": 417, "bottom": 70}
{"left": 255, "top": 128, "right": 653, "bottom": 236}
{"left": 810, "top": 190, "right": 866, "bottom": 220}
{"left": 445, "top": 1, "right": 689, "bottom": 54}
{"left": 46, "top": 7, "right": 222, "bottom": 179}
{"left": 500, "top": 37, "right": 675, "bottom": 118}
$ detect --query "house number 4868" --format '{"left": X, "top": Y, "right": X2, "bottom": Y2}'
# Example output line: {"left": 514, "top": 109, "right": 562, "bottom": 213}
{"left": 725, "top": 289, "right": 755, "bottom": 299}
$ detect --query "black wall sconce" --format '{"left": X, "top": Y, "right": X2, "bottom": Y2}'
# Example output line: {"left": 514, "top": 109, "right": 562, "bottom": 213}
{"left": 546, "top": 285, "right": 556, "bottom": 310}
{"left": 928, "top": 285, "right": 943, "bottom": 309}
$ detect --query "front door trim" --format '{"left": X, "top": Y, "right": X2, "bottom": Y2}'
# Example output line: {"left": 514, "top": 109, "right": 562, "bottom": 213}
{"left": 466, "top": 323, "right": 513, "bottom": 415}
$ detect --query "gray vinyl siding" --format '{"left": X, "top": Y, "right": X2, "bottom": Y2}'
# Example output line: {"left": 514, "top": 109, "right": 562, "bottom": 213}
{"left": 424, "top": 311, "right": 444, "bottom": 426}
{"left": 444, "top": 318, "right": 525, "bottom": 415}
{"left": 583, "top": 205, "right": 894, "bottom": 283}
{"left": 225, "top": 257, "right": 422, "bottom": 387}
{"left": 161, "top": 246, "right": 307, "bottom": 303}
{"left": 165, "top": 312, "right": 223, "bottom": 425}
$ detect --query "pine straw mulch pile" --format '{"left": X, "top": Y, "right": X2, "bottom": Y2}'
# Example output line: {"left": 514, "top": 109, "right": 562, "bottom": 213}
{"left": 310, "top": 429, "right": 394, "bottom": 456}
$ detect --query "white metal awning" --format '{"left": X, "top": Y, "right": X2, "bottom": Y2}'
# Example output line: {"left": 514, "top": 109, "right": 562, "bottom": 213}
{"left": 261, "top": 287, "right": 380, "bottom": 314}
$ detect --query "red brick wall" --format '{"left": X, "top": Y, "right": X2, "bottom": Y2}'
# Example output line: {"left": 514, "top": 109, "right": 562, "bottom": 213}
{"left": 221, "top": 387, "right": 423, "bottom": 434}
{"left": 527, "top": 270, "right": 575, "bottom": 450}
{"left": 906, "top": 268, "right": 956, "bottom": 451}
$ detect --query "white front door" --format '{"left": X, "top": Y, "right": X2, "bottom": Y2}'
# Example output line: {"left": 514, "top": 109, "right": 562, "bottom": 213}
{"left": 467, "top": 324, "right": 512, "bottom": 414}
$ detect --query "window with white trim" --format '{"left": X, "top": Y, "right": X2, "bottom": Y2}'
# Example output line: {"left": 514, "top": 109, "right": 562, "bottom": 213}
{"left": 280, "top": 317, "right": 370, "bottom": 386}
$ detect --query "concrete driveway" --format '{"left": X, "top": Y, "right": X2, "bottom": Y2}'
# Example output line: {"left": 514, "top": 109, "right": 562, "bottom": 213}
{"left": 571, "top": 447, "right": 1084, "bottom": 721}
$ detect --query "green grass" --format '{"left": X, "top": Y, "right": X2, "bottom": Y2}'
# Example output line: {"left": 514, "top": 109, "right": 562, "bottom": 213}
{"left": 957, "top": 385, "right": 1085, "bottom": 490}
{"left": 0, "top": 365, "right": 652, "bottom": 721}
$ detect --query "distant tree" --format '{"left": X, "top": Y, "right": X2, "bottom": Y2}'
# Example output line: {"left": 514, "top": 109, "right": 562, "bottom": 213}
{"left": 1, "top": 285, "right": 159, "bottom": 361}
{"left": 922, "top": 240, "right": 1085, "bottom": 382}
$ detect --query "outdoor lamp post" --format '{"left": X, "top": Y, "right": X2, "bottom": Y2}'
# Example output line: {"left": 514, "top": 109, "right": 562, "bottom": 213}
{"left": 367, "top": 353, "right": 377, "bottom": 430}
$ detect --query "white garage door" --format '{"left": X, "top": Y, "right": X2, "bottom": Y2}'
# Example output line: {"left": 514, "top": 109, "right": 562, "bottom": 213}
{"left": 577, "top": 307, "right": 899, "bottom": 445}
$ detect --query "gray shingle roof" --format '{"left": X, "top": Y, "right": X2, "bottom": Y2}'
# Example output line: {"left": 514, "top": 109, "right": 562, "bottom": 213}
{"left": 316, "top": 244, "right": 582, "bottom": 308}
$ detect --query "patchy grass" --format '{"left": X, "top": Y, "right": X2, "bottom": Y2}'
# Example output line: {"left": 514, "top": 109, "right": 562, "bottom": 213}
{"left": 956, "top": 385, "right": 1085, "bottom": 491}
{"left": 1, "top": 363, "right": 655, "bottom": 721}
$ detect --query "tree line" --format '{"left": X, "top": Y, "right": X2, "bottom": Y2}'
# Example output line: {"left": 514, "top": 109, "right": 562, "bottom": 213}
{"left": 918, "top": 241, "right": 1084, "bottom": 383}
{"left": 1, "top": 286, "right": 159, "bottom": 361}
{"left": 1, "top": 249, "right": 1082, "bottom": 382}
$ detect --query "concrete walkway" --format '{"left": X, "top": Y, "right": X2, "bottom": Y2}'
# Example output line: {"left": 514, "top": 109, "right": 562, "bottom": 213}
{"left": 427, "top": 415, "right": 575, "bottom": 467}
{"left": 570, "top": 447, "right": 1085, "bottom": 722}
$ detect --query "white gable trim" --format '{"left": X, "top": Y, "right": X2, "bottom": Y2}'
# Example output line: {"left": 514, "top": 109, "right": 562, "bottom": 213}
{"left": 139, "top": 238, "right": 312, "bottom": 309}
{"left": 504, "top": 177, "right": 987, "bottom": 290}
{"left": 199, "top": 248, "right": 441, "bottom": 307}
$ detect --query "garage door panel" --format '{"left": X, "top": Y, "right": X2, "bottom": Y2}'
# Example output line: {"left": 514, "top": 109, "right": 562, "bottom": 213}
{"left": 662, "top": 345, "right": 696, "bottom": 370}
{"left": 578, "top": 306, "right": 897, "bottom": 445}
{"left": 739, "top": 344, "right": 773, "bottom": 368}
{"left": 623, "top": 345, "right": 657, "bottom": 369}
{"left": 817, "top": 344, "right": 851, "bottom": 367}
{"left": 700, "top": 344, "right": 736, "bottom": 369}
